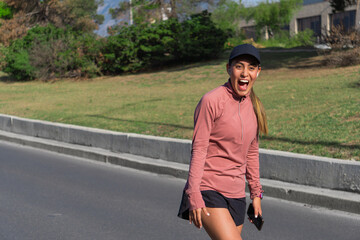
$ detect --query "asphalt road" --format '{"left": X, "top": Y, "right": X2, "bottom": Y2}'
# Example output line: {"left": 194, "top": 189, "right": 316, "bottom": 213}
{"left": 0, "top": 141, "right": 359, "bottom": 240}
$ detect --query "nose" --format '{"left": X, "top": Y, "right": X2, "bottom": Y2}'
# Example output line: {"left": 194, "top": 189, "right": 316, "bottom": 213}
{"left": 241, "top": 67, "right": 249, "bottom": 77}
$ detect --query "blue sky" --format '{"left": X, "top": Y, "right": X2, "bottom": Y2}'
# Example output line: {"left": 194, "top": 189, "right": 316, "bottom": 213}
{"left": 94, "top": 0, "right": 122, "bottom": 36}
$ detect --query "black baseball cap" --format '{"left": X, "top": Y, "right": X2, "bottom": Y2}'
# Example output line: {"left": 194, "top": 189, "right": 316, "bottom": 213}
{"left": 228, "top": 44, "right": 261, "bottom": 64}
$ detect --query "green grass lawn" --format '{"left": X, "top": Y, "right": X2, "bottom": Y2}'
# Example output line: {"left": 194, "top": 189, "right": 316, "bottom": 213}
{"left": 0, "top": 51, "right": 359, "bottom": 160}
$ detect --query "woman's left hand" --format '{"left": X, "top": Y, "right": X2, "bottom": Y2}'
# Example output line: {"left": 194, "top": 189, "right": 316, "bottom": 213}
{"left": 252, "top": 197, "right": 262, "bottom": 218}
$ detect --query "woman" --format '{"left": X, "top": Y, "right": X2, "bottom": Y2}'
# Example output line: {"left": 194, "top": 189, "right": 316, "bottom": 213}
{"left": 177, "top": 44, "right": 268, "bottom": 240}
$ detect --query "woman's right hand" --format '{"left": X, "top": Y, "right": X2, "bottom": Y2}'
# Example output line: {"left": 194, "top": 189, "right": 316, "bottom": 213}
{"left": 189, "top": 207, "right": 210, "bottom": 229}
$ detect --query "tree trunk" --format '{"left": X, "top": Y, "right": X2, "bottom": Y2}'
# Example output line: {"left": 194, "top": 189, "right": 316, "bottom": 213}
{"left": 169, "top": 0, "right": 176, "bottom": 18}
{"left": 264, "top": 25, "right": 269, "bottom": 40}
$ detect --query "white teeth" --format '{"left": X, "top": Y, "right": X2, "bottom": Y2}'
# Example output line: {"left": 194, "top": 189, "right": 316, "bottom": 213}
{"left": 240, "top": 80, "right": 249, "bottom": 83}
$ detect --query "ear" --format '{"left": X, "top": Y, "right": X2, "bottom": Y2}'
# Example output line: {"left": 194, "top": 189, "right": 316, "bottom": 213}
{"left": 226, "top": 63, "right": 231, "bottom": 75}
{"left": 257, "top": 66, "right": 261, "bottom": 78}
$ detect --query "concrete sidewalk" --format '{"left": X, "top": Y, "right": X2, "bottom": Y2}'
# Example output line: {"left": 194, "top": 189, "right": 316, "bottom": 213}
{"left": 0, "top": 114, "right": 359, "bottom": 214}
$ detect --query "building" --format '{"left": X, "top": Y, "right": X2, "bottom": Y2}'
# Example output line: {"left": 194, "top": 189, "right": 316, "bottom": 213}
{"left": 240, "top": 0, "right": 360, "bottom": 41}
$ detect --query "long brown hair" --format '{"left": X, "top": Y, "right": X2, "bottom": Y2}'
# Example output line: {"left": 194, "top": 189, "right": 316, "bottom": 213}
{"left": 250, "top": 88, "right": 268, "bottom": 135}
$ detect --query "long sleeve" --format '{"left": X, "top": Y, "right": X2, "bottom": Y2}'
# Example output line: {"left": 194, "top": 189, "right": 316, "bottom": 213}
{"left": 185, "top": 95, "right": 216, "bottom": 211}
{"left": 245, "top": 136, "right": 263, "bottom": 199}
{"left": 183, "top": 82, "right": 259, "bottom": 210}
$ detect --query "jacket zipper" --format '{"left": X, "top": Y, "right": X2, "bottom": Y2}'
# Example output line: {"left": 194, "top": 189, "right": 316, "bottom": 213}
{"left": 238, "top": 101, "right": 243, "bottom": 142}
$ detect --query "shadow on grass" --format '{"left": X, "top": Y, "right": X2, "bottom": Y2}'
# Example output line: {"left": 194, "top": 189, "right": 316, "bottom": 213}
{"left": 161, "top": 49, "right": 322, "bottom": 73}
{"left": 260, "top": 51, "right": 321, "bottom": 70}
{"left": 131, "top": 49, "right": 322, "bottom": 76}
{"left": 165, "top": 58, "right": 227, "bottom": 72}
{"left": 105, "top": 56, "right": 228, "bottom": 78}
{"left": 116, "top": 51, "right": 230, "bottom": 76}
{"left": 262, "top": 135, "right": 360, "bottom": 150}
{"left": 116, "top": 98, "right": 164, "bottom": 110}
{"left": 86, "top": 114, "right": 193, "bottom": 130}
{"left": 349, "top": 80, "right": 360, "bottom": 89}
{"left": 0, "top": 75, "right": 18, "bottom": 83}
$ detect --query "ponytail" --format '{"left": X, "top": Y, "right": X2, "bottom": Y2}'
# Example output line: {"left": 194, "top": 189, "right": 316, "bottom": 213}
{"left": 250, "top": 88, "right": 268, "bottom": 135}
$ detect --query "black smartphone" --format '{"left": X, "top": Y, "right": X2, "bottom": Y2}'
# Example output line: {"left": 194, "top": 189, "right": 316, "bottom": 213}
{"left": 247, "top": 203, "right": 264, "bottom": 231}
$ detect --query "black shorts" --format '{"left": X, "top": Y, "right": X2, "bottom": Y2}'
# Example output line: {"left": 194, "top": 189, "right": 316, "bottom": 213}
{"left": 177, "top": 190, "right": 246, "bottom": 226}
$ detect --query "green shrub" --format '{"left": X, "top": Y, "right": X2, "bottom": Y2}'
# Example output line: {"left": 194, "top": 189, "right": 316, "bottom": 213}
{"left": 0, "top": 1, "right": 12, "bottom": 19}
{"left": 175, "top": 11, "right": 227, "bottom": 61}
{"left": 101, "top": 24, "right": 145, "bottom": 73}
{"left": 289, "top": 29, "right": 316, "bottom": 47}
{"left": 258, "top": 30, "right": 290, "bottom": 48}
{"left": 4, "top": 25, "right": 102, "bottom": 80}
{"left": 137, "top": 19, "right": 179, "bottom": 66}
{"left": 101, "top": 11, "right": 227, "bottom": 74}
{"left": 4, "top": 49, "right": 36, "bottom": 80}
{"left": 102, "top": 20, "right": 180, "bottom": 73}
{"left": 5, "top": 12, "right": 227, "bottom": 78}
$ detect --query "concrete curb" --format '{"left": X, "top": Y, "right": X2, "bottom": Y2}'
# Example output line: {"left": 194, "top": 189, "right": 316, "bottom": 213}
{"left": 0, "top": 130, "right": 190, "bottom": 179}
{"left": 0, "top": 114, "right": 359, "bottom": 193}
{"left": 259, "top": 149, "right": 360, "bottom": 193}
{"left": 0, "top": 114, "right": 359, "bottom": 214}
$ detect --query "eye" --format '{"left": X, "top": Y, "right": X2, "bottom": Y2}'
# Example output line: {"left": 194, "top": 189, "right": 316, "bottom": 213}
{"left": 235, "top": 65, "right": 243, "bottom": 69}
{"left": 249, "top": 66, "right": 256, "bottom": 71}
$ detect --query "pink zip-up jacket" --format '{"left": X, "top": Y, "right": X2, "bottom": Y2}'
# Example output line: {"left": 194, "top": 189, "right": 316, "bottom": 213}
{"left": 185, "top": 80, "right": 263, "bottom": 211}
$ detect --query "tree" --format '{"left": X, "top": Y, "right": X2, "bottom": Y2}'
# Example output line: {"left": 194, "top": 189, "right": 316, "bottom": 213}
{"left": 329, "top": 0, "right": 357, "bottom": 12}
{"left": 61, "top": 0, "right": 105, "bottom": 30}
{"left": 109, "top": 0, "right": 166, "bottom": 25}
{"left": 0, "top": 0, "right": 104, "bottom": 45}
{"left": 109, "top": 0, "right": 216, "bottom": 26}
{"left": 211, "top": 0, "right": 247, "bottom": 38}
{"left": 247, "top": 0, "right": 303, "bottom": 39}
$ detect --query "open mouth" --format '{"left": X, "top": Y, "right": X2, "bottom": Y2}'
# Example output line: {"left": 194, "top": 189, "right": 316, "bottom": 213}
{"left": 238, "top": 80, "right": 249, "bottom": 91}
